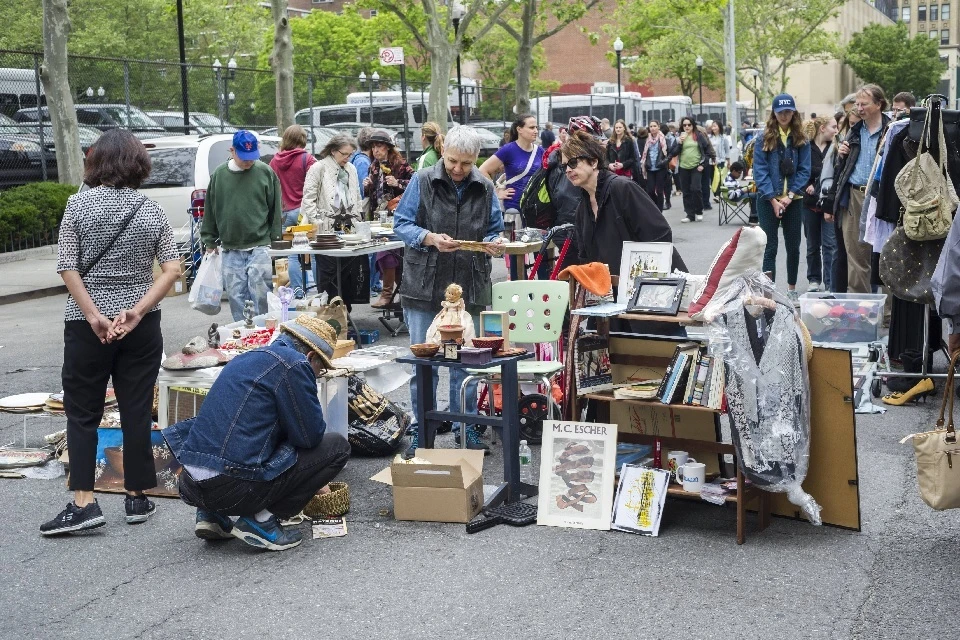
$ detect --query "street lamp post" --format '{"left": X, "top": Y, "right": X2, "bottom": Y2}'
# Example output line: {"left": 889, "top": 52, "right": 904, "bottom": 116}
{"left": 452, "top": 2, "right": 466, "bottom": 125}
{"left": 85, "top": 86, "right": 93, "bottom": 101}
{"left": 696, "top": 55, "right": 704, "bottom": 121}
{"left": 752, "top": 69, "right": 759, "bottom": 121}
{"left": 360, "top": 72, "right": 374, "bottom": 125}
{"left": 97, "top": 86, "right": 105, "bottom": 103}
{"left": 613, "top": 37, "right": 623, "bottom": 121}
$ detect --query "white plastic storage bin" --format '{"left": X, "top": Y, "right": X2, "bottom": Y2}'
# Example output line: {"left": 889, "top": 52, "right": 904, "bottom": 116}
{"left": 799, "top": 292, "right": 887, "bottom": 344}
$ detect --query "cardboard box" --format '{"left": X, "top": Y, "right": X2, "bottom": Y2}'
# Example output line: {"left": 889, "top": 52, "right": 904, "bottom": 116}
{"left": 371, "top": 449, "right": 485, "bottom": 523}
{"left": 154, "top": 258, "right": 188, "bottom": 297}
{"left": 333, "top": 339, "right": 355, "bottom": 359}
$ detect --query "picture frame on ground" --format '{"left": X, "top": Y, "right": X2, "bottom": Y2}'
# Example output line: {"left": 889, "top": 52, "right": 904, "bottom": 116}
{"left": 536, "top": 421, "right": 618, "bottom": 530}
{"left": 628, "top": 277, "right": 685, "bottom": 316}
{"left": 618, "top": 242, "right": 674, "bottom": 304}
{"left": 612, "top": 465, "right": 671, "bottom": 536}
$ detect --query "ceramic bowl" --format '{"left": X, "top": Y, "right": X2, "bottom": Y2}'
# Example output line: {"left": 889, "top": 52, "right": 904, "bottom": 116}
{"left": 410, "top": 343, "right": 440, "bottom": 358}
{"left": 437, "top": 324, "right": 465, "bottom": 341}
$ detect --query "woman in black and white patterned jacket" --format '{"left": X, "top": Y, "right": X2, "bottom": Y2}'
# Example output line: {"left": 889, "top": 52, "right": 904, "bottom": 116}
{"left": 41, "top": 130, "right": 182, "bottom": 537}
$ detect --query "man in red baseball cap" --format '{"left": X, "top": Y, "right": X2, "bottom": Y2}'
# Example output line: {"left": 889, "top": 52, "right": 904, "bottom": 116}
{"left": 201, "top": 130, "right": 283, "bottom": 320}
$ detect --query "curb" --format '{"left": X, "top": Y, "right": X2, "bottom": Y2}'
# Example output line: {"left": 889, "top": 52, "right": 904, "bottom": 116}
{"left": 0, "top": 245, "right": 58, "bottom": 265}
{"left": 0, "top": 285, "right": 67, "bottom": 306}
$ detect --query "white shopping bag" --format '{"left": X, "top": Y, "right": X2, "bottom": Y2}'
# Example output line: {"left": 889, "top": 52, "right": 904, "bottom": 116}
{"left": 188, "top": 252, "right": 223, "bottom": 315}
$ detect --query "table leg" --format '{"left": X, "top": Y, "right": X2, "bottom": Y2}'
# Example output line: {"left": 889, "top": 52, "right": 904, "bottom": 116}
{"left": 157, "top": 382, "right": 170, "bottom": 430}
{"left": 415, "top": 363, "right": 436, "bottom": 449}
{"left": 500, "top": 360, "right": 522, "bottom": 501}
{"left": 736, "top": 466, "right": 746, "bottom": 545}
{"left": 337, "top": 256, "right": 365, "bottom": 349}
{"left": 301, "top": 253, "right": 308, "bottom": 295}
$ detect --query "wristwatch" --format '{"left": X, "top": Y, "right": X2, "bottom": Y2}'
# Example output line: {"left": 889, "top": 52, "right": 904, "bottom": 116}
{"left": 787, "top": 191, "right": 796, "bottom": 200}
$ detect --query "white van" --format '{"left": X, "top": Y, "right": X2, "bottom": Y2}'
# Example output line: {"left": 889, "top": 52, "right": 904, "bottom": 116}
{"left": 0, "top": 68, "right": 44, "bottom": 118}
{"left": 295, "top": 91, "right": 453, "bottom": 129}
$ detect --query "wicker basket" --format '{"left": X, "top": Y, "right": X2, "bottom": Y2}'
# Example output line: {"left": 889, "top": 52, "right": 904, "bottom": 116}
{"left": 303, "top": 482, "right": 350, "bottom": 517}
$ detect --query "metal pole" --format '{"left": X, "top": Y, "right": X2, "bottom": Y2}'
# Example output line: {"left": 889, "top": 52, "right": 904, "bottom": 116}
{"left": 454, "top": 17, "right": 465, "bottom": 125}
{"left": 724, "top": 0, "right": 739, "bottom": 160}
{"left": 124, "top": 61, "right": 131, "bottom": 130}
{"left": 616, "top": 51, "right": 622, "bottom": 120}
{"left": 400, "top": 63, "right": 410, "bottom": 158}
{"left": 368, "top": 76, "right": 374, "bottom": 125}
{"left": 698, "top": 66, "right": 703, "bottom": 119}
{"left": 589, "top": 92, "right": 593, "bottom": 117}
{"left": 176, "top": 0, "right": 190, "bottom": 135}
{"left": 224, "top": 76, "right": 230, "bottom": 125}
{"left": 215, "top": 68, "right": 224, "bottom": 131}
{"left": 548, "top": 91, "right": 552, "bottom": 124}
{"left": 32, "top": 54, "right": 46, "bottom": 181}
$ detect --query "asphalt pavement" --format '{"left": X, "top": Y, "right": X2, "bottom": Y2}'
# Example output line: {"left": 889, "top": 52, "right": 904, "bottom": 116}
{"left": 0, "top": 202, "right": 957, "bottom": 639}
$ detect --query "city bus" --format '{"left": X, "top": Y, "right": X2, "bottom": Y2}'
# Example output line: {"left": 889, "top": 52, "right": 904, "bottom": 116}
{"left": 529, "top": 92, "right": 693, "bottom": 127}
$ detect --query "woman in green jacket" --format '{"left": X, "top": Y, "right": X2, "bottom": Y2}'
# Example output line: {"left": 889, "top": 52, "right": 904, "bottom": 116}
{"left": 416, "top": 122, "right": 444, "bottom": 170}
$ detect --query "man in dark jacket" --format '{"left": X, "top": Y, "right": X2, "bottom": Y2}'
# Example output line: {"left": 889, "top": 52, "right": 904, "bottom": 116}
{"left": 831, "top": 84, "right": 890, "bottom": 293}
{"left": 162, "top": 316, "right": 350, "bottom": 551}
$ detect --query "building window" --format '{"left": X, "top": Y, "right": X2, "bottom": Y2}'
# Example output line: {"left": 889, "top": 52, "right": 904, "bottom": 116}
{"left": 943, "top": 3, "right": 951, "bottom": 19}
{"left": 931, "top": 28, "right": 940, "bottom": 38}
{"left": 942, "top": 29, "right": 950, "bottom": 44}
{"left": 903, "top": 6, "right": 911, "bottom": 21}
{"left": 920, "top": 4, "right": 927, "bottom": 20}
{"left": 369, "top": 9, "right": 378, "bottom": 15}
{"left": 932, "top": 4, "right": 939, "bottom": 19}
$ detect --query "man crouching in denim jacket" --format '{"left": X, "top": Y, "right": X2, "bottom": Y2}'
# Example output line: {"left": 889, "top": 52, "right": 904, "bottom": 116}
{"left": 162, "top": 316, "right": 350, "bottom": 551}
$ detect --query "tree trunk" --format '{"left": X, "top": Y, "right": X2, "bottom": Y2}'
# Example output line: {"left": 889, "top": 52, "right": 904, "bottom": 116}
{"left": 270, "top": 0, "right": 295, "bottom": 131}
{"left": 40, "top": 0, "right": 83, "bottom": 186}
{"left": 427, "top": 45, "right": 455, "bottom": 128}
{"left": 513, "top": 0, "right": 537, "bottom": 115}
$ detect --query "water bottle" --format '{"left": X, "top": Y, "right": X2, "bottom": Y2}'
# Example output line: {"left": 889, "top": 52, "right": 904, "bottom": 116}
{"left": 519, "top": 440, "right": 534, "bottom": 484}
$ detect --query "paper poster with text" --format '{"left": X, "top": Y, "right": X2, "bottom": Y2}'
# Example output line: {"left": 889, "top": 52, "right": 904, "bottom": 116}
{"left": 536, "top": 421, "right": 618, "bottom": 530}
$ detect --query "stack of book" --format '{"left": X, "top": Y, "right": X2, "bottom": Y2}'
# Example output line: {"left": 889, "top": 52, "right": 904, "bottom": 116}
{"left": 655, "top": 342, "right": 725, "bottom": 409}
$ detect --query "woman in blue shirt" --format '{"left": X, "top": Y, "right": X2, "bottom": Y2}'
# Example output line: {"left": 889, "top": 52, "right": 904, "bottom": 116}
{"left": 751, "top": 94, "right": 811, "bottom": 301}
{"left": 478, "top": 113, "right": 544, "bottom": 212}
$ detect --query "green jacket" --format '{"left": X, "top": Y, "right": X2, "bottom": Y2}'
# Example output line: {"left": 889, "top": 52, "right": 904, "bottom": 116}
{"left": 201, "top": 161, "right": 282, "bottom": 250}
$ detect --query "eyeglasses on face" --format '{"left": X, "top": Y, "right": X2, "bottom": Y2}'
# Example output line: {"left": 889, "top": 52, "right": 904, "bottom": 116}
{"left": 683, "top": 123, "right": 694, "bottom": 127}
{"left": 564, "top": 156, "right": 591, "bottom": 170}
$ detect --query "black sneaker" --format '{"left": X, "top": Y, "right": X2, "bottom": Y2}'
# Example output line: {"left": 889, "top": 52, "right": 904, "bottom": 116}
{"left": 124, "top": 494, "right": 156, "bottom": 524}
{"left": 40, "top": 501, "right": 106, "bottom": 536}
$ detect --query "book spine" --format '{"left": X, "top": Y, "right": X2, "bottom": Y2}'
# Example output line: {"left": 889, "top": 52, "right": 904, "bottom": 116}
{"left": 683, "top": 350, "right": 702, "bottom": 405}
{"left": 668, "top": 354, "right": 691, "bottom": 405}
{"left": 692, "top": 356, "right": 711, "bottom": 406}
{"left": 709, "top": 360, "right": 725, "bottom": 409}
{"left": 661, "top": 353, "right": 685, "bottom": 405}
{"left": 656, "top": 345, "right": 683, "bottom": 401}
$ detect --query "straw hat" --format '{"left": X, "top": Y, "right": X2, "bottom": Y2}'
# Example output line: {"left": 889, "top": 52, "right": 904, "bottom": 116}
{"left": 279, "top": 316, "right": 338, "bottom": 367}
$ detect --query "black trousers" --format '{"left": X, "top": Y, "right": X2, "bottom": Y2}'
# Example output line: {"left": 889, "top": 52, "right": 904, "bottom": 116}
{"left": 677, "top": 167, "right": 703, "bottom": 220}
{"left": 645, "top": 170, "right": 668, "bottom": 211}
{"left": 63, "top": 310, "right": 163, "bottom": 492}
{"left": 177, "top": 433, "right": 351, "bottom": 519}
{"left": 701, "top": 164, "right": 715, "bottom": 208}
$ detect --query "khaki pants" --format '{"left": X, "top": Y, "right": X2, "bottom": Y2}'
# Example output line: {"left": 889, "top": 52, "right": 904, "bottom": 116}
{"left": 842, "top": 187, "right": 873, "bottom": 293}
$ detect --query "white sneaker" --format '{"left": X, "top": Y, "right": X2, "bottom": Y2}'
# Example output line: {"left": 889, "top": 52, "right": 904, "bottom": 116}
{"left": 695, "top": 214, "right": 704, "bottom": 222}
{"left": 786, "top": 289, "right": 800, "bottom": 305}
{"left": 808, "top": 283, "right": 822, "bottom": 293}
{"left": 681, "top": 218, "right": 690, "bottom": 223}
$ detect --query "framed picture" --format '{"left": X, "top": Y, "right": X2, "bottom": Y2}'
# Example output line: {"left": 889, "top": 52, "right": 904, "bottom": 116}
{"left": 628, "top": 277, "right": 685, "bottom": 316}
{"left": 480, "top": 311, "right": 510, "bottom": 348}
{"left": 618, "top": 242, "right": 674, "bottom": 304}
{"left": 612, "top": 465, "right": 671, "bottom": 536}
{"left": 536, "top": 421, "right": 618, "bottom": 530}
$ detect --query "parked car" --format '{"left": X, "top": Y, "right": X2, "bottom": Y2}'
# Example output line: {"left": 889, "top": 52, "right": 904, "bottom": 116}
{"left": 138, "top": 133, "right": 282, "bottom": 245}
{"left": 258, "top": 125, "right": 340, "bottom": 153}
{"left": 0, "top": 134, "right": 48, "bottom": 189}
{"left": 14, "top": 104, "right": 168, "bottom": 140}
{"left": 146, "top": 111, "right": 238, "bottom": 136}
{"left": 0, "top": 113, "right": 100, "bottom": 151}
{"left": 452, "top": 123, "right": 501, "bottom": 158}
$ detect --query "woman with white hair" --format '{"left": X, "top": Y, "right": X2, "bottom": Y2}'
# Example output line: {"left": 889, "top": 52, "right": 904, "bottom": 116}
{"left": 393, "top": 126, "right": 506, "bottom": 456}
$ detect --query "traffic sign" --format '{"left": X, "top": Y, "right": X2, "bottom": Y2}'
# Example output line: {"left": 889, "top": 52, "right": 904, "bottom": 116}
{"left": 379, "top": 47, "right": 405, "bottom": 66}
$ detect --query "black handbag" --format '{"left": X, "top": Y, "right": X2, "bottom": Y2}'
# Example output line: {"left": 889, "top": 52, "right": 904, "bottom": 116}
{"left": 345, "top": 375, "right": 408, "bottom": 456}
{"left": 879, "top": 225, "right": 945, "bottom": 305}
{"left": 909, "top": 106, "right": 960, "bottom": 143}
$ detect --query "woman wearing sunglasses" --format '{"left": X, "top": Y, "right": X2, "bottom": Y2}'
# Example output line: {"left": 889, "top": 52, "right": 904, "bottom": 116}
{"left": 670, "top": 116, "right": 715, "bottom": 223}
{"left": 561, "top": 130, "right": 685, "bottom": 287}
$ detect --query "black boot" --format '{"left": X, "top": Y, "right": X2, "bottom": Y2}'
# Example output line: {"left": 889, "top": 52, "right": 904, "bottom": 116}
{"left": 888, "top": 349, "right": 924, "bottom": 394}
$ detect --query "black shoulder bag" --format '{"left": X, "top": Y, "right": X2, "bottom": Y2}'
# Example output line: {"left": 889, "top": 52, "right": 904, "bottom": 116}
{"left": 78, "top": 197, "right": 147, "bottom": 278}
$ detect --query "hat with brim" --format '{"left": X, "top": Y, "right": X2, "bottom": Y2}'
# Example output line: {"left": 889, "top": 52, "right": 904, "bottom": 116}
{"left": 772, "top": 94, "right": 797, "bottom": 114}
{"left": 279, "top": 316, "right": 337, "bottom": 367}
{"left": 232, "top": 130, "right": 260, "bottom": 161}
{"left": 367, "top": 129, "right": 396, "bottom": 147}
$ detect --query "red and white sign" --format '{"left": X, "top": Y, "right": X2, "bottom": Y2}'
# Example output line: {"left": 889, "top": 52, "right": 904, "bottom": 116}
{"left": 379, "top": 47, "right": 405, "bottom": 66}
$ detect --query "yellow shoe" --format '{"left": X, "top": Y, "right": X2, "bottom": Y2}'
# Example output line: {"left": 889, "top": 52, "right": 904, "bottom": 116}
{"left": 882, "top": 378, "right": 935, "bottom": 406}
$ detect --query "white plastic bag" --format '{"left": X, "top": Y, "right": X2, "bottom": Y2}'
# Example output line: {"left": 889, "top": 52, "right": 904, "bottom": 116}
{"left": 189, "top": 251, "right": 223, "bottom": 315}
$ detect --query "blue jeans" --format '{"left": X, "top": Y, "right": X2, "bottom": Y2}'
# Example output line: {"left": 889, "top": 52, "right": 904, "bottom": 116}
{"left": 282, "top": 209, "right": 305, "bottom": 297}
{"left": 801, "top": 203, "right": 836, "bottom": 290}
{"left": 222, "top": 246, "right": 273, "bottom": 321}
{"left": 405, "top": 307, "right": 479, "bottom": 428}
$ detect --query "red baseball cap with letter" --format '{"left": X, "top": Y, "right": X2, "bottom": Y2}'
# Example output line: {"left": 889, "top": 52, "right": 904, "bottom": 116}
{"left": 232, "top": 130, "right": 260, "bottom": 161}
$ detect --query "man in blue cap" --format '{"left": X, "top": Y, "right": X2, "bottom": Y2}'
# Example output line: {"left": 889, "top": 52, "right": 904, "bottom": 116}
{"left": 201, "top": 130, "right": 283, "bottom": 320}
{"left": 162, "top": 316, "right": 350, "bottom": 551}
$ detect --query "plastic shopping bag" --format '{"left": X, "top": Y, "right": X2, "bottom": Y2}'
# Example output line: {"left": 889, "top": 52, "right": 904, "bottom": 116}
{"left": 188, "top": 251, "right": 223, "bottom": 315}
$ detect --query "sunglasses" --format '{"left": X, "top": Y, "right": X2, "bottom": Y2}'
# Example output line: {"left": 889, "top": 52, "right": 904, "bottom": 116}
{"left": 564, "top": 156, "right": 592, "bottom": 170}
{"left": 683, "top": 123, "right": 694, "bottom": 127}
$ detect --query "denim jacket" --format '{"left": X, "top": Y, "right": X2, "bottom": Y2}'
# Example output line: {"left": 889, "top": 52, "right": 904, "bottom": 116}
{"left": 751, "top": 134, "right": 811, "bottom": 201}
{"left": 161, "top": 336, "right": 326, "bottom": 482}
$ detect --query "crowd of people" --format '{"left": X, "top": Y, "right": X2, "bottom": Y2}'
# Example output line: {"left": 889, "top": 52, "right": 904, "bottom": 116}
{"left": 42, "top": 81, "right": 947, "bottom": 550}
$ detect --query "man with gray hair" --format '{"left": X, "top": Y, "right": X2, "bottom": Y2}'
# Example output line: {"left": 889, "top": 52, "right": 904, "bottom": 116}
{"left": 393, "top": 126, "right": 505, "bottom": 456}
